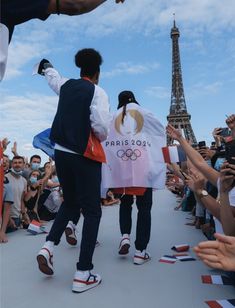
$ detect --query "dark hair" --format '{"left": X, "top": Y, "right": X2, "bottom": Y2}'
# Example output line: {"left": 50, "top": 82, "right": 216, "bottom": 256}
{"left": 75, "top": 48, "right": 103, "bottom": 78}
{"left": 28, "top": 169, "right": 42, "bottom": 179}
{"left": 117, "top": 90, "right": 139, "bottom": 124}
{"left": 12, "top": 155, "right": 24, "bottom": 162}
{"left": 30, "top": 155, "right": 41, "bottom": 163}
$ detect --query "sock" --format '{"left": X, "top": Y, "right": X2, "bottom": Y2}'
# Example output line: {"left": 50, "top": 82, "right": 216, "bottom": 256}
{"left": 43, "top": 241, "right": 54, "bottom": 252}
{"left": 75, "top": 270, "right": 90, "bottom": 279}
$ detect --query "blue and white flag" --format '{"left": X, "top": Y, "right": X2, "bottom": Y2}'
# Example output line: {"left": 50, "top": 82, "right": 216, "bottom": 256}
{"left": 33, "top": 128, "right": 55, "bottom": 159}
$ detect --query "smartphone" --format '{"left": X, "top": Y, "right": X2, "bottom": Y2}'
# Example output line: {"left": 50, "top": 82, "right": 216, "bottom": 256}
{"left": 225, "top": 141, "right": 235, "bottom": 165}
{"left": 198, "top": 141, "right": 206, "bottom": 149}
{"left": 219, "top": 127, "right": 231, "bottom": 138}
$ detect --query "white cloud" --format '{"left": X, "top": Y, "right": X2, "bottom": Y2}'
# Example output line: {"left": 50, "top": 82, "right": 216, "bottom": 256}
{"left": 189, "top": 81, "right": 223, "bottom": 95}
{"left": 145, "top": 86, "right": 170, "bottom": 99}
{"left": 103, "top": 62, "right": 160, "bottom": 78}
{"left": 0, "top": 93, "right": 57, "bottom": 139}
{"left": 6, "top": 0, "right": 235, "bottom": 80}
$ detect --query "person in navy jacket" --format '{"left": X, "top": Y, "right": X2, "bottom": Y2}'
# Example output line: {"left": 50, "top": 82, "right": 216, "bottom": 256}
{"left": 36, "top": 48, "right": 112, "bottom": 293}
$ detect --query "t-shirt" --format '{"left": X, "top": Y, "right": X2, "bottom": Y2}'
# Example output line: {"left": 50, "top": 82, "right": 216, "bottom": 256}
{"left": 5, "top": 173, "right": 27, "bottom": 218}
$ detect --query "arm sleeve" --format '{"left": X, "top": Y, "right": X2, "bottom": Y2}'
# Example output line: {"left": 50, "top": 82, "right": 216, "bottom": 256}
{"left": 0, "top": 23, "right": 9, "bottom": 81}
{"left": 90, "top": 86, "right": 112, "bottom": 142}
{"left": 44, "top": 67, "right": 68, "bottom": 95}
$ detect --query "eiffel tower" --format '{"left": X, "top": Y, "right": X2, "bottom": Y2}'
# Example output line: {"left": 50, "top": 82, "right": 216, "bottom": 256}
{"left": 167, "top": 19, "right": 197, "bottom": 145}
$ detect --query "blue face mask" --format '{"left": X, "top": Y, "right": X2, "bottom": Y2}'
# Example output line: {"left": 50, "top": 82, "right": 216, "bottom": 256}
{"left": 52, "top": 176, "right": 59, "bottom": 183}
{"left": 29, "top": 176, "right": 38, "bottom": 184}
{"left": 31, "top": 162, "right": 40, "bottom": 170}
{"left": 214, "top": 157, "right": 225, "bottom": 171}
{"left": 11, "top": 168, "right": 23, "bottom": 176}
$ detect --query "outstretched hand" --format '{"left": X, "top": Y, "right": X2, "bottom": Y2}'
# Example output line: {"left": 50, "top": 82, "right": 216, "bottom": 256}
{"left": 194, "top": 233, "right": 235, "bottom": 271}
{"left": 184, "top": 169, "right": 206, "bottom": 193}
{"left": 166, "top": 124, "right": 182, "bottom": 141}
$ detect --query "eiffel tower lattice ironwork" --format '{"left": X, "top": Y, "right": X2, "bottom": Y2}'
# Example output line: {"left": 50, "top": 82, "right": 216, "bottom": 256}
{"left": 167, "top": 19, "right": 197, "bottom": 145}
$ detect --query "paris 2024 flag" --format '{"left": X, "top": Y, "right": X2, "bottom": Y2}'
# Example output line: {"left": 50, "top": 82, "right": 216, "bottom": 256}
{"left": 101, "top": 103, "right": 166, "bottom": 189}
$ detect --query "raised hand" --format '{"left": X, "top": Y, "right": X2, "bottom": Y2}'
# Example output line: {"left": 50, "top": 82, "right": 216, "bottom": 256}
{"left": 185, "top": 169, "right": 206, "bottom": 193}
{"left": 11, "top": 141, "right": 18, "bottom": 156}
{"left": 37, "top": 59, "right": 53, "bottom": 75}
{"left": 194, "top": 233, "right": 235, "bottom": 271}
{"left": 166, "top": 124, "right": 182, "bottom": 141}
{"left": 1, "top": 138, "right": 10, "bottom": 151}
{"left": 219, "top": 162, "right": 235, "bottom": 193}
{"left": 226, "top": 114, "right": 235, "bottom": 130}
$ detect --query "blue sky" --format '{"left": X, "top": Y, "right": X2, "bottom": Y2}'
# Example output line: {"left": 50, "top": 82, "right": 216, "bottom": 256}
{"left": 1, "top": 0, "right": 235, "bottom": 163}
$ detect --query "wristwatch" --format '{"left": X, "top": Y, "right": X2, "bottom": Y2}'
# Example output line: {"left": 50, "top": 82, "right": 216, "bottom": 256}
{"left": 198, "top": 189, "right": 209, "bottom": 198}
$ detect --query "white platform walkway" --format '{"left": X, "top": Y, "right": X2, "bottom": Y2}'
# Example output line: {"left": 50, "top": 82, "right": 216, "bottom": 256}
{"left": 1, "top": 189, "right": 235, "bottom": 308}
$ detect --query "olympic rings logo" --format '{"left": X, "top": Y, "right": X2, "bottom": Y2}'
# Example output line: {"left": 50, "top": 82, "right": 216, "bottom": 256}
{"left": 117, "top": 149, "right": 141, "bottom": 161}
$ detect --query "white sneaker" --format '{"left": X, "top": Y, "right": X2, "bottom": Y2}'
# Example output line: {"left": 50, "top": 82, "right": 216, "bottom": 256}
{"left": 65, "top": 221, "right": 77, "bottom": 246}
{"left": 118, "top": 236, "right": 130, "bottom": 255}
{"left": 133, "top": 250, "right": 151, "bottom": 265}
{"left": 72, "top": 271, "right": 101, "bottom": 293}
{"left": 37, "top": 247, "right": 54, "bottom": 275}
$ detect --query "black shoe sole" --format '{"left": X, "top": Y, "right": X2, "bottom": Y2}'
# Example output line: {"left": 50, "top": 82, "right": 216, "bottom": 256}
{"left": 119, "top": 243, "right": 130, "bottom": 255}
{"left": 65, "top": 228, "right": 77, "bottom": 246}
{"left": 37, "top": 255, "right": 54, "bottom": 275}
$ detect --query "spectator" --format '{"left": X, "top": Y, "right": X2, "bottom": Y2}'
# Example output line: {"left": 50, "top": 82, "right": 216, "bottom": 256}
{"left": 0, "top": 176, "right": 14, "bottom": 243}
{"left": 5, "top": 156, "right": 28, "bottom": 230}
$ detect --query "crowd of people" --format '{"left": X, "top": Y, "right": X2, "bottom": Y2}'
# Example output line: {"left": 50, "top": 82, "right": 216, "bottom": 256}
{"left": 165, "top": 114, "right": 235, "bottom": 283}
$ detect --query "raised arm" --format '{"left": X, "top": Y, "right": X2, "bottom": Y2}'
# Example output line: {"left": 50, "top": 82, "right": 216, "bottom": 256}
{"left": 219, "top": 162, "right": 235, "bottom": 236}
{"left": 166, "top": 124, "right": 219, "bottom": 186}
{"left": 37, "top": 59, "right": 68, "bottom": 95}
{"left": 47, "top": 0, "right": 125, "bottom": 15}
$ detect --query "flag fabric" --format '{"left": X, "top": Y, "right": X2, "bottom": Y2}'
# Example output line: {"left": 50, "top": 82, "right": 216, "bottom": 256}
{"left": 159, "top": 254, "right": 196, "bottom": 263}
{"left": 206, "top": 299, "right": 235, "bottom": 308}
{"left": 101, "top": 103, "right": 166, "bottom": 189}
{"left": 162, "top": 145, "right": 187, "bottom": 164}
{"left": 27, "top": 220, "right": 47, "bottom": 235}
{"left": 202, "top": 275, "right": 233, "bottom": 285}
{"left": 175, "top": 255, "right": 196, "bottom": 262}
{"left": 171, "top": 244, "right": 190, "bottom": 252}
{"left": 33, "top": 128, "right": 55, "bottom": 159}
{"left": 159, "top": 255, "right": 177, "bottom": 264}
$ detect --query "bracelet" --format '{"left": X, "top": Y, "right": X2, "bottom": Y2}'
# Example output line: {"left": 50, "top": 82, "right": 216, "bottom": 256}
{"left": 56, "top": 0, "right": 60, "bottom": 15}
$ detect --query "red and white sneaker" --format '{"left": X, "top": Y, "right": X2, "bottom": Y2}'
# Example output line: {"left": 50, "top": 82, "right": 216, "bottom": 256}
{"left": 72, "top": 271, "right": 101, "bottom": 293}
{"left": 118, "top": 235, "right": 130, "bottom": 255}
{"left": 65, "top": 221, "right": 77, "bottom": 246}
{"left": 37, "top": 247, "right": 54, "bottom": 275}
{"left": 133, "top": 250, "right": 151, "bottom": 265}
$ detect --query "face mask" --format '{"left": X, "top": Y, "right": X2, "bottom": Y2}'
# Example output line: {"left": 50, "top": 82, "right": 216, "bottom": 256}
{"left": 11, "top": 168, "right": 23, "bottom": 176}
{"left": 29, "top": 176, "right": 38, "bottom": 184}
{"left": 31, "top": 162, "right": 40, "bottom": 170}
{"left": 52, "top": 176, "right": 59, "bottom": 183}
